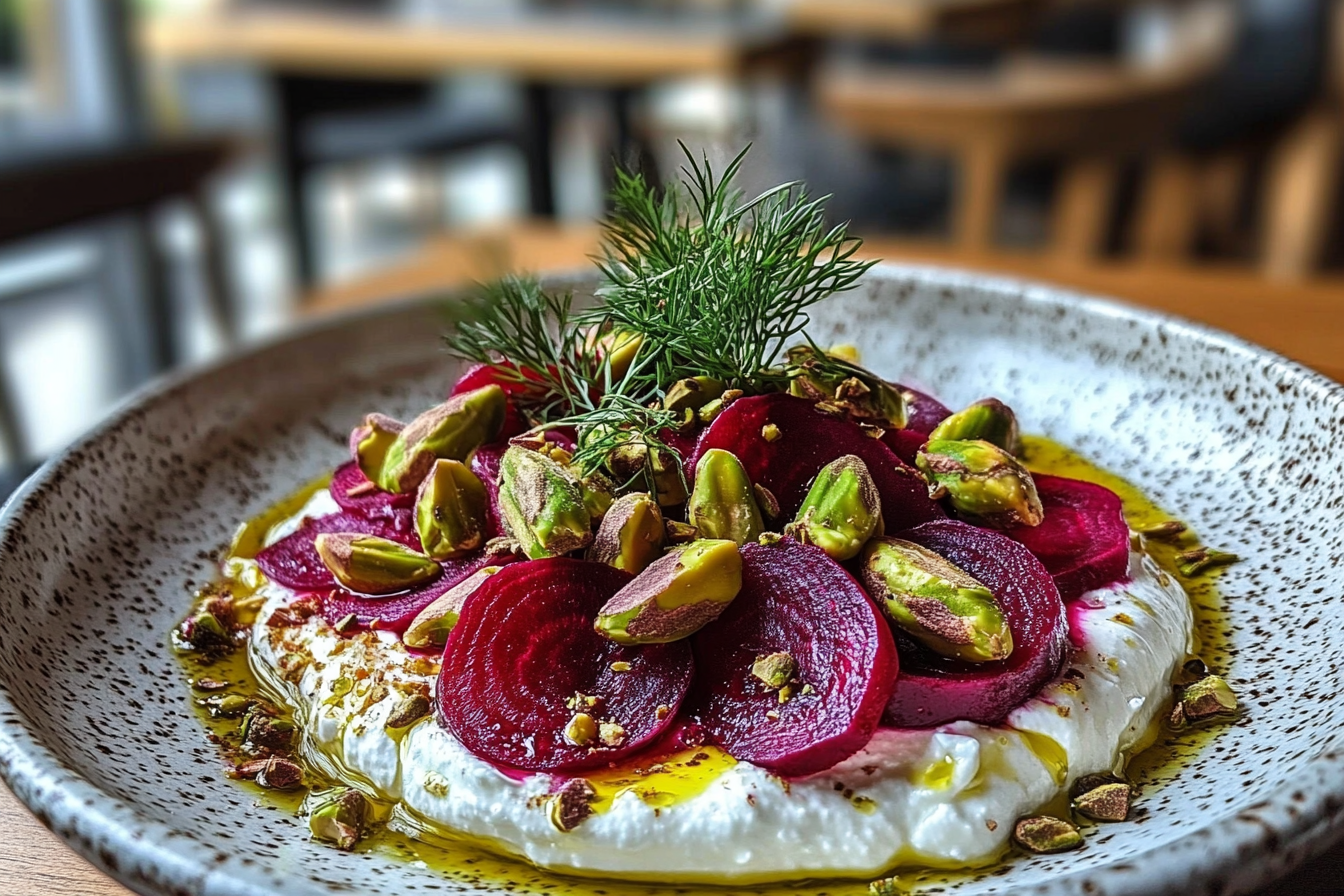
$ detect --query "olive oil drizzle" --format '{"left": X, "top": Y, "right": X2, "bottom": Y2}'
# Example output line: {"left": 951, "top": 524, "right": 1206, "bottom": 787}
{"left": 173, "top": 437, "right": 1228, "bottom": 895}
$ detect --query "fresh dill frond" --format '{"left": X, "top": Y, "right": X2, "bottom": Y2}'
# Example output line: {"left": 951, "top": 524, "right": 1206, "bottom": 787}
{"left": 593, "top": 144, "right": 877, "bottom": 403}
{"left": 443, "top": 145, "right": 878, "bottom": 486}
{"left": 443, "top": 275, "right": 593, "bottom": 424}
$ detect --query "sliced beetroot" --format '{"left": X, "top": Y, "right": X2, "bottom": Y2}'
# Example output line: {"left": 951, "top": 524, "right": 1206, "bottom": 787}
{"left": 329, "top": 461, "right": 415, "bottom": 519}
{"left": 1003, "top": 474, "right": 1131, "bottom": 601}
{"left": 255, "top": 510, "right": 417, "bottom": 591}
{"left": 439, "top": 559, "right": 692, "bottom": 772}
{"left": 688, "top": 539, "right": 898, "bottom": 777}
{"left": 321, "top": 549, "right": 511, "bottom": 633}
{"left": 469, "top": 442, "right": 508, "bottom": 540}
{"left": 881, "top": 428, "right": 928, "bottom": 466}
{"left": 883, "top": 520, "right": 1067, "bottom": 728}
{"left": 897, "top": 383, "right": 952, "bottom": 434}
{"left": 693, "top": 394, "right": 944, "bottom": 533}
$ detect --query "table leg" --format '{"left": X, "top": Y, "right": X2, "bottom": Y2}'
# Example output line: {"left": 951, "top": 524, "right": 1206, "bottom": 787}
{"left": 1052, "top": 157, "right": 1119, "bottom": 263}
{"left": 273, "top": 74, "right": 318, "bottom": 288}
{"left": 955, "top": 139, "right": 1007, "bottom": 251}
{"left": 522, "top": 83, "right": 557, "bottom": 218}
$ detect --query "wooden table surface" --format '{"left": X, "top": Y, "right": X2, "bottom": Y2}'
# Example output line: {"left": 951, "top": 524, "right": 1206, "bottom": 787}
{"left": 141, "top": 8, "right": 778, "bottom": 84}
{"left": 4, "top": 223, "right": 1341, "bottom": 895}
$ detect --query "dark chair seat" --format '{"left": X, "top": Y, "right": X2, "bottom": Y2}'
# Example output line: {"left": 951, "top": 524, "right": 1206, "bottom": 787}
{"left": 301, "top": 102, "right": 522, "bottom": 163}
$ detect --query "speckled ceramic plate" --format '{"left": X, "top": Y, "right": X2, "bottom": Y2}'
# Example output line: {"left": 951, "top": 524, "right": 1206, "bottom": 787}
{"left": 1, "top": 266, "right": 1341, "bottom": 896}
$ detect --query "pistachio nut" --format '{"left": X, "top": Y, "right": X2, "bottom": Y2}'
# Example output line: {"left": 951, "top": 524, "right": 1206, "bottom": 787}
{"left": 1072, "top": 782, "right": 1132, "bottom": 822}
{"left": 240, "top": 710, "right": 295, "bottom": 752}
{"left": 307, "top": 788, "right": 369, "bottom": 851}
{"left": 315, "top": 533, "right": 441, "bottom": 595}
{"left": 664, "top": 376, "right": 725, "bottom": 412}
{"left": 1175, "top": 547, "right": 1240, "bottom": 577}
{"left": 753, "top": 483, "right": 781, "bottom": 520}
{"left": 1134, "top": 520, "right": 1187, "bottom": 541}
{"left": 602, "top": 435, "right": 688, "bottom": 507}
{"left": 928, "top": 398, "right": 1020, "bottom": 455}
{"left": 688, "top": 449, "right": 764, "bottom": 546}
{"left": 751, "top": 651, "right": 797, "bottom": 690}
{"left": 594, "top": 539, "right": 743, "bottom": 644}
{"left": 351, "top": 413, "right": 404, "bottom": 485}
{"left": 587, "top": 493, "right": 665, "bottom": 575}
{"left": 377, "top": 385, "right": 506, "bottom": 492}
{"left": 414, "top": 459, "right": 487, "bottom": 560}
{"left": 1180, "top": 675, "right": 1238, "bottom": 720}
{"left": 179, "top": 608, "right": 232, "bottom": 651}
{"left": 579, "top": 471, "right": 617, "bottom": 522}
{"left": 497, "top": 446, "right": 592, "bottom": 559}
{"left": 664, "top": 519, "right": 698, "bottom": 545}
{"left": 1012, "top": 815, "right": 1082, "bottom": 854}
{"left": 565, "top": 712, "right": 598, "bottom": 746}
{"left": 255, "top": 756, "right": 304, "bottom": 791}
{"left": 916, "top": 439, "right": 1044, "bottom": 528}
{"left": 403, "top": 566, "right": 502, "bottom": 649}
{"left": 860, "top": 537, "right": 1013, "bottom": 663}
{"left": 589, "top": 327, "right": 643, "bottom": 382}
{"left": 784, "top": 455, "right": 882, "bottom": 561}
{"left": 785, "top": 345, "right": 907, "bottom": 429}
{"left": 385, "top": 692, "right": 432, "bottom": 732}
{"left": 548, "top": 777, "right": 597, "bottom": 832}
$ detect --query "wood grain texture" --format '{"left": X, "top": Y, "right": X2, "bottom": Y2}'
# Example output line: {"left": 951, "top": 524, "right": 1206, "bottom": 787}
{"left": 141, "top": 9, "right": 754, "bottom": 84}
{"left": 2, "top": 224, "right": 1340, "bottom": 895}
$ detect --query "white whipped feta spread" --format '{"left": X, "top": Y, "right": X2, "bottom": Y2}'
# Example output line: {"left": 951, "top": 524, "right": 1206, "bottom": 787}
{"left": 235, "top": 490, "right": 1193, "bottom": 882}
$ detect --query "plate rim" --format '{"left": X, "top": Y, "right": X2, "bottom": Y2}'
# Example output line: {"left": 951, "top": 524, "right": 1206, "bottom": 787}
{"left": 1, "top": 262, "right": 1341, "bottom": 896}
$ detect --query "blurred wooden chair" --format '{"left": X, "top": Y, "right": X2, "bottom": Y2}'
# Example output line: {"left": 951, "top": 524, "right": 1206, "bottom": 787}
{"left": 1131, "top": 0, "right": 1342, "bottom": 280}
{"left": 816, "top": 6, "right": 1231, "bottom": 260}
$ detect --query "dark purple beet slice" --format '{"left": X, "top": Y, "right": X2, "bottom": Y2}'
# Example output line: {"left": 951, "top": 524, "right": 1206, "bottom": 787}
{"left": 689, "top": 539, "right": 898, "bottom": 777}
{"left": 329, "top": 461, "right": 415, "bottom": 519}
{"left": 321, "top": 549, "right": 512, "bottom": 633}
{"left": 881, "top": 428, "right": 928, "bottom": 466}
{"left": 470, "top": 442, "right": 508, "bottom": 540}
{"left": 1003, "top": 474, "right": 1131, "bottom": 601}
{"left": 896, "top": 383, "right": 952, "bottom": 434}
{"left": 883, "top": 520, "right": 1067, "bottom": 728}
{"left": 439, "top": 559, "right": 692, "bottom": 772}
{"left": 255, "top": 510, "right": 417, "bottom": 591}
{"left": 693, "top": 394, "right": 944, "bottom": 533}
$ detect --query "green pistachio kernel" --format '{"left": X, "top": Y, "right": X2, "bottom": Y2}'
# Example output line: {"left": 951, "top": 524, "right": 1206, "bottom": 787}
{"left": 916, "top": 439, "right": 1044, "bottom": 528}
{"left": 688, "top": 449, "right": 764, "bottom": 546}
{"left": 314, "top": 533, "right": 441, "bottom": 595}
{"left": 594, "top": 539, "right": 743, "bottom": 645}
{"left": 497, "top": 445, "right": 592, "bottom": 559}
{"left": 860, "top": 537, "right": 1013, "bottom": 663}
{"left": 785, "top": 455, "right": 882, "bottom": 561}
{"left": 414, "top": 459, "right": 488, "bottom": 560}
{"left": 587, "top": 493, "right": 665, "bottom": 575}
{"left": 377, "top": 385, "right": 506, "bottom": 492}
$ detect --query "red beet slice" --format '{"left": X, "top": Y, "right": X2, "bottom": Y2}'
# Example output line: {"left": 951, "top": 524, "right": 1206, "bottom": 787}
{"left": 883, "top": 520, "right": 1067, "bottom": 728}
{"left": 321, "top": 549, "right": 512, "bottom": 633}
{"left": 1003, "top": 474, "right": 1131, "bottom": 601}
{"left": 255, "top": 510, "right": 418, "bottom": 591}
{"left": 881, "top": 428, "right": 928, "bottom": 467}
{"left": 329, "top": 461, "right": 415, "bottom": 519}
{"left": 688, "top": 539, "right": 898, "bottom": 777}
{"left": 693, "top": 394, "right": 944, "bottom": 533}
{"left": 897, "top": 383, "right": 952, "bottom": 435}
{"left": 439, "top": 559, "right": 693, "bottom": 772}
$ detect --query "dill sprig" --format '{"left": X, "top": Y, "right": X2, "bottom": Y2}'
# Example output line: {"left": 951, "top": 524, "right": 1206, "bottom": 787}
{"left": 443, "top": 144, "right": 877, "bottom": 486}
{"left": 593, "top": 145, "right": 876, "bottom": 401}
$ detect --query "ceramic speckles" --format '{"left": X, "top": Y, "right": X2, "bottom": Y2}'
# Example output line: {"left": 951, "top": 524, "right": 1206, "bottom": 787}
{"left": 0, "top": 266, "right": 1341, "bottom": 896}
